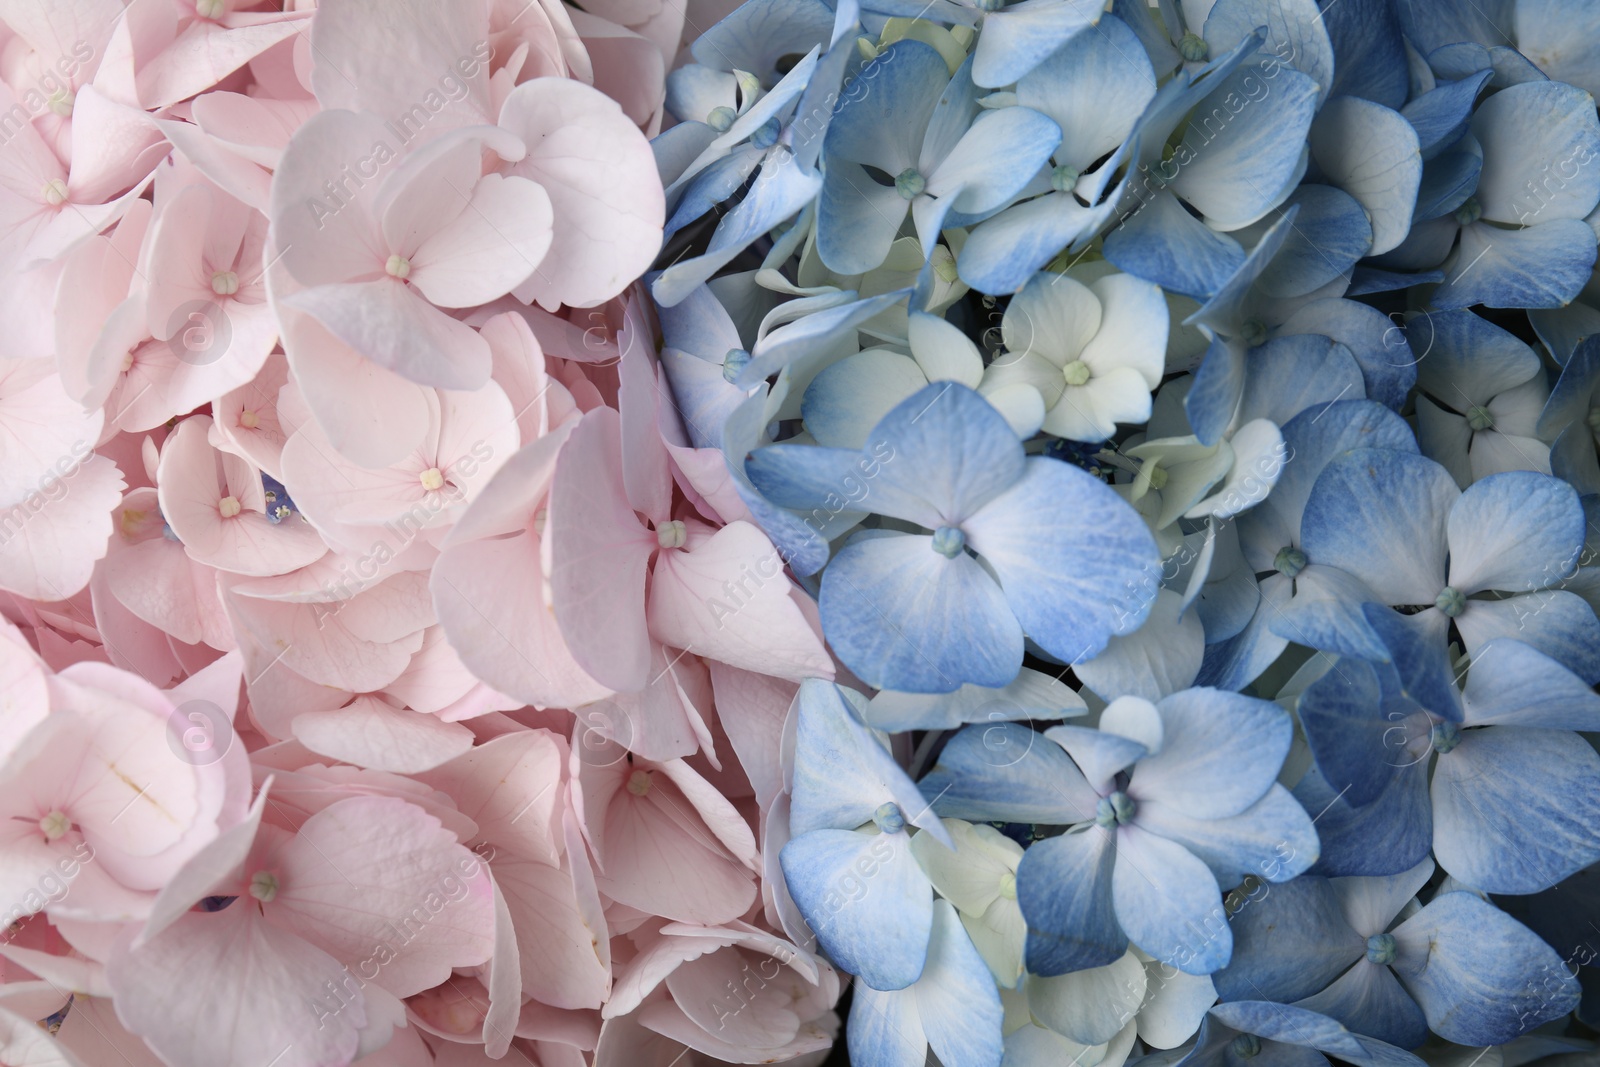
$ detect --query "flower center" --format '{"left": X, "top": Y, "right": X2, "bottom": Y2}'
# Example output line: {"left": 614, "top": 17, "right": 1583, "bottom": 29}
{"left": 723, "top": 347, "right": 751, "bottom": 383}
{"left": 895, "top": 167, "right": 926, "bottom": 200}
{"left": 1430, "top": 720, "right": 1462, "bottom": 754}
{"left": 46, "top": 90, "right": 74, "bottom": 117}
{"left": 41, "top": 178, "right": 68, "bottom": 206}
{"left": 38, "top": 810, "right": 69, "bottom": 841}
{"left": 239, "top": 409, "right": 259, "bottom": 429}
{"left": 211, "top": 270, "right": 239, "bottom": 296}
{"left": 1240, "top": 318, "right": 1268, "bottom": 347}
{"left": 1274, "top": 546, "right": 1307, "bottom": 578}
{"left": 931, "top": 526, "right": 966, "bottom": 558}
{"left": 1142, "top": 461, "right": 1169, "bottom": 491}
{"left": 751, "top": 117, "right": 781, "bottom": 149}
{"left": 627, "top": 770, "right": 653, "bottom": 797}
{"left": 706, "top": 105, "right": 736, "bottom": 132}
{"left": 1050, "top": 164, "right": 1080, "bottom": 193}
{"left": 1231, "top": 1035, "right": 1262, "bottom": 1059}
{"left": 1435, "top": 585, "right": 1465, "bottom": 617}
{"left": 1095, "top": 791, "right": 1136, "bottom": 827}
{"left": 217, "top": 495, "right": 242, "bottom": 518}
{"left": 419, "top": 467, "right": 445, "bottom": 491}
{"left": 1465, "top": 405, "right": 1493, "bottom": 432}
{"left": 1366, "top": 932, "right": 1398, "bottom": 965}
{"left": 1179, "top": 32, "right": 1209, "bottom": 62}
{"left": 1454, "top": 198, "right": 1482, "bottom": 226}
{"left": 998, "top": 870, "right": 1017, "bottom": 900}
{"left": 873, "top": 802, "right": 905, "bottom": 835}
{"left": 385, "top": 253, "right": 411, "bottom": 279}
{"left": 656, "top": 519, "right": 687, "bottom": 549}
{"left": 196, "top": 0, "right": 229, "bottom": 17}
{"left": 1062, "top": 360, "right": 1091, "bottom": 387}
{"left": 1588, "top": 407, "right": 1600, "bottom": 434}
{"left": 248, "top": 870, "right": 279, "bottom": 903}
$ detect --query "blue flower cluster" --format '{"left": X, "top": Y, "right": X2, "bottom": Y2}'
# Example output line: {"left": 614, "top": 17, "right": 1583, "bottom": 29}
{"left": 650, "top": 0, "right": 1600, "bottom": 1063}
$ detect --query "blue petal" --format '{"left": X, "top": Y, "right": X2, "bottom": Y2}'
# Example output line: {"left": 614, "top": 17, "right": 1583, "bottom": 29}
{"left": 1276, "top": 298, "right": 1418, "bottom": 412}
{"left": 816, "top": 161, "right": 912, "bottom": 275}
{"left": 820, "top": 531, "right": 1023, "bottom": 692}
{"left": 1268, "top": 563, "right": 1390, "bottom": 662}
{"left": 846, "top": 978, "right": 924, "bottom": 1067}
{"left": 1411, "top": 306, "right": 1541, "bottom": 410}
{"left": 966, "top": 458, "right": 1162, "bottom": 665}
{"left": 658, "top": 281, "right": 744, "bottom": 359}
{"left": 916, "top": 899, "right": 1005, "bottom": 1067}
{"left": 1358, "top": 604, "right": 1463, "bottom": 723}
{"left": 1014, "top": 13, "right": 1155, "bottom": 173}
{"left": 1212, "top": 876, "right": 1363, "bottom": 1004}
{"left": 690, "top": 0, "right": 835, "bottom": 79}
{"left": 1184, "top": 208, "right": 1299, "bottom": 338}
{"left": 1459, "top": 587, "right": 1600, "bottom": 684}
{"left": 1102, "top": 189, "right": 1247, "bottom": 300}
{"left": 739, "top": 288, "right": 911, "bottom": 385}
{"left": 972, "top": 0, "right": 1103, "bottom": 88}
{"left": 789, "top": 677, "right": 950, "bottom": 838}
{"left": 1185, "top": 334, "right": 1247, "bottom": 448}
{"left": 1531, "top": 304, "right": 1600, "bottom": 367}
{"left": 928, "top": 105, "right": 1063, "bottom": 218}
{"left": 961, "top": 192, "right": 1109, "bottom": 296}
{"left": 780, "top": 828, "right": 933, "bottom": 989}
{"left": 1432, "top": 219, "right": 1599, "bottom": 311}
{"left": 1237, "top": 334, "right": 1366, "bottom": 429}
{"left": 1345, "top": 266, "right": 1446, "bottom": 295}
{"left": 1329, "top": 858, "right": 1436, "bottom": 937}
{"left": 1202, "top": 0, "right": 1334, "bottom": 108}
{"left": 1537, "top": 334, "right": 1600, "bottom": 438}
{"left": 1402, "top": 70, "right": 1492, "bottom": 157}
{"left": 1318, "top": 0, "right": 1409, "bottom": 109}
{"left": 1112, "top": 826, "right": 1229, "bottom": 975}
{"left": 1253, "top": 185, "right": 1374, "bottom": 299}
{"left": 825, "top": 39, "right": 949, "bottom": 174}
{"left": 665, "top": 64, "right": 738, "bottom": 130}
{"left": 1236, "top": 399, "right": 1416, "bottom": 573}
{"left": 1209, "top": 1001, "right": 1430, "bottom": 1067}
{"left": 659, "top": 347, "right": 749, "bottom": 450}
{"left": 1195, "top": 575, "right": 1292, "bottom": 691}
{"left": 1391, "top": 891, "right": 1581, "bottom": 1044}
{"left": 1294, "top": 763, "right": 1432, "bottom": 879}
{"left": 1299, "top": 449, "right": 1457, "bottom": 606}
{"left": 1471, "top": 80, "right": 1600, "bottom": 224}
{"left": 1044, "top": 724, "right": 1147, "bottom": 794}
{"left": 1016, "top": 825, "right": 1127, "bottom": 975}
{"left": 1138, "top": 784, "right": 1319, "bottom": 889}
{"left": 866, "top": 670, "right": 1084, "bottom": 733}
{"left": 1430, "top": 726, "right": 1600, "bottom": 894}
{"left": 919, "top": 722, "right": 1101, "bottom": 825}
{"left": 1404, "top": 139, "right": 1480, "bottom": 220}
{"left": 746, "top": 442, "right": 890, "bottom": 512}
{"left": 1393, "top": 0, "right": 1512, "bottom": 55}
{"left": 1294, "top": 961, "right": 1428, "bottom": 1050}
{"left": 1447, "top": 470, "right": 1583, "bottom": 593}
{"left": 1460, "top": 638, "right": 1600, "bottom": 730}
{"left": 1131, "top": 689, "right": 1292, "bottom": 819}
{"left": 1308, "top": 96, "right": 1423, "bottom": 256}
{"left": 1297, "top": 657, "right": 1408, "bottom": 809}
{"left": 1169, "top": 67, "right": 1320, "bottom": 231}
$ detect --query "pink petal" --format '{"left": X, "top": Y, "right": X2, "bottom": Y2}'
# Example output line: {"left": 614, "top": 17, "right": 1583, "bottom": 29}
{"left": 409, "top": 173, "right": 554, "bottom": 309}
{"left": 283, "top": 279, "right": 493, "bottom": 391}
{"left": 0, "top": 455, "right": 124, "bottom": 601}
{"left": 414, "top": 731, "right": 565, "bottom": 864}
{"left": 292, "top": 695, "right": 475, "bottom": 773}
{"left": 495, "top": 853, "right": 611, "bottom": 1009}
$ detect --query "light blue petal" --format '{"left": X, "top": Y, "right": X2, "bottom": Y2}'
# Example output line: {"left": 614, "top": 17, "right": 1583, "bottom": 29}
{"left": 918, "top": 52, "right": 981, "bottom": 176}
{"left": 972, "top": 0, "right": 1104, "bottom": 88}
{"left": 1329, "top": 858, "right": 1436, "bottom": 937}
{"left": 1138, "top": 783, "right": 1319, "bottom": 889}
{"left": 1112, "top": 825, "right": 1229, "bottom": 975}
{"left": 1391, "top": 891, "right": 1581, "bottom": 1044}
{"left": 1185, "top": 334, "right": 1247, "bottom": 448}
{"left": 1195, "top": 575, "right": 1292, "bottom": 691}
{"left": 1402, "top": 70, "right": 1492, "bottom": 157}
{"left": 739, "top": 288, "right": 911, "bottom": 385}
{"left": 1293, "top": 764, "right": 1432, "bottom": 880}
{"left": 1299, "top": 449, "right": 1457, "bottom": 606}
{"left": 866, "top": 668, "right": 1085, "bottom": 733}
{"left": 1346, "top": 266, "right": 1446, "bottom": 294}
{"left": 790, "top": 31, "right": 858, "bottom": 172}
{"left": 1237, "top": 335, "right": 1365, "bottom": 429}
{"left": 1432, "top": 218, "right": 1599, "bottom": 311}
{"left": 1015, "top": 14, "right": 1155, "bottom": 172}
{"left": 1471, "top": 80, "right": 1600, "bottom": 224}
{"left": 1203, "top": 0, "right": 1335, "bottom": 107}
{"left": 659, "top": 347, "right": 748, "bottom": 450}
{"left": 1276, "top": 298, "right": 1417, "bottom": 412}
{"left": 1112, "top": 0, "right": 1181, "bottom": 76}
{"left": 665, "top": 64, "right": 738, "bottom": 127}
{"left": 1045, "top": 724, "right": 1148, "bottom": 794}
{"left": 846, "top": 979, "right": 925, "bottom": 1067}
{"left": 780, "top": 827, "right": 933, "bottom": 989}
{"left": 825, "top": 39, "right": 949, "bottom": 173}
{"left": 1184, "top": 208, "right": 1299, "bottom": 338}
{"left": 1016, "top": 825, "right": 1128, "bottom": 975}
{"left": 919, "top": 722, "right": 1102, "bottom": 825}
{"left": 1359, "top": 604, "right": 1463, "bottom": 724}
{"left": 1212, "top": 876, "right": 1363, "bottom": 1004}
{"left": 1393, "top": 0, "right": 1512, "bottom": 55}
{"left": 1295, "top": 957, "right": 1428, "bottom": 1050}
{"left": 690, "top": 0, "right": 835, "bottom": 79}
{"left": 1209, "top": 1001, "right": 1430, "bottom": 1067}
{"left": 745, "top": 442, "right": 883, "bottom": 511}
{"left": 652, "top": 156, "right": 823, "bottom": 307}
{"left": 1537, "top": 334, "right": 1600, "bottom": 438}
{"left": 654, "top": 120, "right": 719, "bottom": 190}
{"left": 658, "top": 280, "right": 744, "bottom": 358}
{"left": 1319, "top": 0, "right": 1408, "bottom": 109}
{"left": 1169, "top": 67, "right": 1319, "bottom": 231}
{"left": 816, "top": 161, "right": 913, "bottom": 276}
{"left": 820, "top": 531, "right": 1023, "bottom": 692}
{"left": 1102, "top": 189, "right": 1247, "bottom": 300}
{"left": 1551, "top": 420, "right": 1600, "bottom": 497}
{"left": 1413, "top": 143, "right": 1482, "bottom": 220}
{"left": 965, "top": 458, "right": 1162, "bottom": 665}
{"left": 1236, "top": 399, "right": 1416, "bottom": 573}
{"left": 929, "top": 106, "right": 1063, "bottom": 217}
{"left": 1253, "top": 186, "right": 1373, "bottom": 300}
{"left": 1460, "top": 638, "right": 1600, "bottom": 730}
{"left": 1269, "top": 564, "right": 1390, "bottom": 662}
{"left": 960, "top": 192, "right": 1108, "bottom": 296}
{"left": 1297, "top": 656, "right": 1408, "bottom": 809}
{"left": 1075, "top": 590, "right": 1204, "bottom": 702}
{"left": 917, "top": 899, "right": 1005, "bottom": 1067}
{"left": 1130, "top": 689, "right": 1291, "bottom": 819}
{"left": 1308, "top": 96, "right": 1423, "bottom": 256}
{"left": 1431, "top": 726, "right": 1600, "bottom": 894}
{"left": 789, "top": 676, "right": 949, "bottom": 837}
{"left": 1411, "top": 306, "right": 1540, "bottom": 409}
{"left": 1448, "top": 470, "right": 1583, "bottom": 593}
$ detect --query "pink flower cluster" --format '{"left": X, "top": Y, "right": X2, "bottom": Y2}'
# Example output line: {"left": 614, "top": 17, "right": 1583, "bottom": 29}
{"left": 0, "top": 1, "right": 839, "bottom": 1065}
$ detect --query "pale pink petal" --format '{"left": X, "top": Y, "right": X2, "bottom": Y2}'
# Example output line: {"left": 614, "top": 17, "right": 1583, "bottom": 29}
{"left": 408, "top": 172, "right": 553, "bottom": 309}
{"left": 496, "top": 853, "right": 611, "bottom": 1009}
{"left": 291, "top": 695, "right": 475, "bottom": 773}
{"left": 137, "top": 14, "right": 309, "bottom": 109}
{"left": 0, "top": 359, "right": 103, "bottom": 508}
{"left": 414, "top": 731, "right": 564, "bottom": 864}
{"left": 0, "top": 454, "right": 123, "bottom": 601}
{"left": 706, "top": 663, "right": 796, "bottom": 811}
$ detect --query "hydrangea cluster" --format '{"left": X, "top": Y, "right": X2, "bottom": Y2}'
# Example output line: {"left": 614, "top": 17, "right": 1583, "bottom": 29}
{"left": 1, "top": 0, "right": 1599, "bottom": 1066}
{"left": 648, "top": 0, "right": 1600, "bottom": 1063}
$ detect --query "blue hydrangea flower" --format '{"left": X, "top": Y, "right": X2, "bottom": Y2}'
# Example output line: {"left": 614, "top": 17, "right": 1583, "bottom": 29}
{"left": 746, "top": 382, "right": 1160, "bottom": 690}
